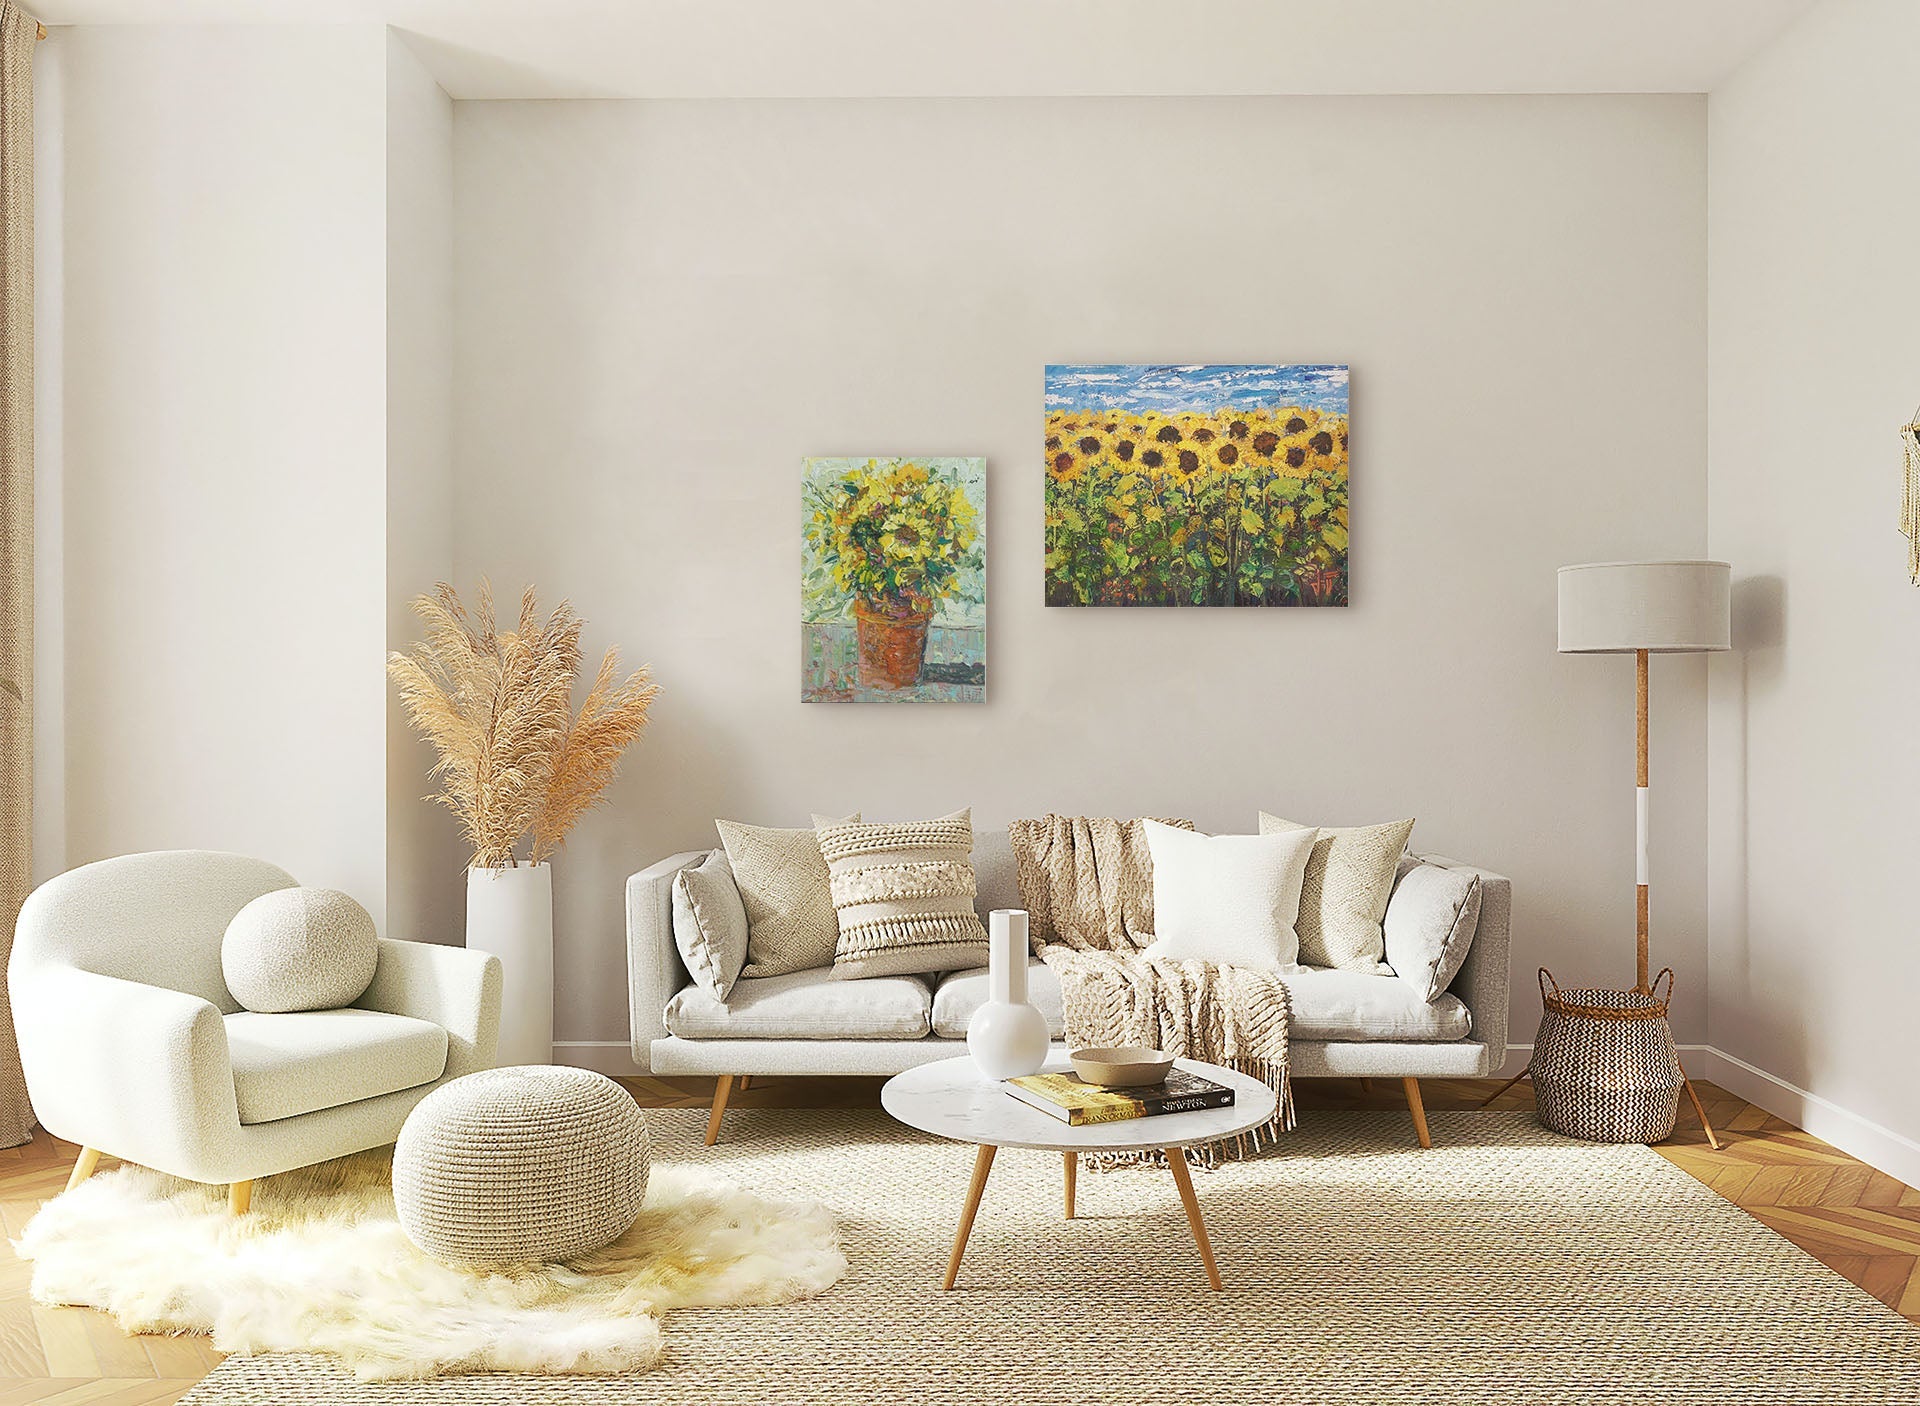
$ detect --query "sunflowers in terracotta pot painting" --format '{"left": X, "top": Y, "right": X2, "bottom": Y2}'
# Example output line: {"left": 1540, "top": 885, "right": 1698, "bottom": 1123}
{"left": 1045, "top": 365, "right": 1350, "bottom": 607}
{"left": 802, "top": 457, "right": 986, "bottom": 703}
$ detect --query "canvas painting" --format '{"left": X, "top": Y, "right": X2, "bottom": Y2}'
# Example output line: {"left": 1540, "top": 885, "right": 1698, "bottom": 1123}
{"left": 1044, "top": 364, "right": 1350, "bottom": 606}
{"left": 802, "top": 457, "right": 986, "bottom": 702}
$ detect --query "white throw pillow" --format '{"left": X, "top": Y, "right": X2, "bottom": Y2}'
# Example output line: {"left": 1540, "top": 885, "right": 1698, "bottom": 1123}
{"left": 1383, "top": 861, "right": 1483, "bottom": 1003}
{"left": 672, "top": 849, "right": 751, "bottom": 1002}
{"left": 222, "top": 887, "right": 380, "bottom": 1014}
{"left": 1140, "top": 820, "right": 1318, "bottom": 972}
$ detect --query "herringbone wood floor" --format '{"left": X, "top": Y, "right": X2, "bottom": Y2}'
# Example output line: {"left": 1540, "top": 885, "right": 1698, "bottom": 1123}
{"left": 0, "top": 1075, "right": 1913, "bottom": 1403}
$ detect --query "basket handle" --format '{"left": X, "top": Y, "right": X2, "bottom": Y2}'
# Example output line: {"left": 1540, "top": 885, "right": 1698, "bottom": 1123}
{"left": 1651, "top": 967, "right": 1675, "bottom": 1007}
{"left": 1538, "top": 967, "right": 1561, "bottom": 1005}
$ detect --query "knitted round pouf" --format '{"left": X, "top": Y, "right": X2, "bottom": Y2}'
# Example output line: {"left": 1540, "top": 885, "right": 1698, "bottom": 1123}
{"left": 393, "top": 1066, "right": 652, "bottom": 1266}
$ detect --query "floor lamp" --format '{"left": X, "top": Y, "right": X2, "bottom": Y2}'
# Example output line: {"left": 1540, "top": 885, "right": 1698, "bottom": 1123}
{"left": 1486, "top": 560, "right": 1729, "bottom": 1147}
{"left": 1556, "top": 559, "right": 1731, "bottom": 993}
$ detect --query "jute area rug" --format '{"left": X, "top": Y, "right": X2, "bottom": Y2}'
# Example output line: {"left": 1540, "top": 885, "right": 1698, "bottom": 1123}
{"left": 184, "top": 1108, "right": 1920, "bottom": 1404}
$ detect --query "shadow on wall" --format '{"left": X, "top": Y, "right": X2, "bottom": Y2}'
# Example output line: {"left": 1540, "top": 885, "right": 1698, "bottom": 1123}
{"left": 1708, "top": 571, "right": 1788, "bottom": 1071}
{"left": 549, "top": 692, "right": 749, "bottom": 1046}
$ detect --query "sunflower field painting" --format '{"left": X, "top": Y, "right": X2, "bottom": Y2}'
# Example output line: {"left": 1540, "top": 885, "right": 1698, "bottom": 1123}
{"left": 802, "top": 457, "right": 986, "bottom": 703}
{"left": 1044, "top": 365, "right": 1350, "bottom": 607}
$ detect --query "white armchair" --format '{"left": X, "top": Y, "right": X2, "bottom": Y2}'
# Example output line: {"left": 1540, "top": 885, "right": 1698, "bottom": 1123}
{"left": 9, "top": 850, "right": 502, "bottom": 1212}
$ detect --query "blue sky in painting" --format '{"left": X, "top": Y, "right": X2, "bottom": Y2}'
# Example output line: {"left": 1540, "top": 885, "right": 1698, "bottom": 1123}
{"left": 1045, "top": 364, "right": 1349, "bottom": 415}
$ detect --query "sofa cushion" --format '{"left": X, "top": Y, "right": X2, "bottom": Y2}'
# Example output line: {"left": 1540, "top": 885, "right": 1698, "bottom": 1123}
{"left": 664, "top": 967, "right": 932, "bottom": 1040}
{"left": 1259, "top": 814, "right": 1413, "bottom": 973}
{"left": 671, "top": 848, "right": 750, "bottom": 1001}
{"left": 1142, "top": 820, "right": 1318, "bottom": 972}
{"left": 931, "top": 960, "right": 1067, "bottom": 1039}
{"left": 816, "top": 810, "right": 990, "bottom": 980}
{"left": 1280, "top": 968, "right": 1472, "bottom": 1043}
{"left": 1384, "top": 861, "right": 1483, "bottom": 1002}
{"left": 225, "top": 1009, "right": 448, "bottom": 1125}
{"left": 718, "top": 814, "right": 858, "bottom": 979}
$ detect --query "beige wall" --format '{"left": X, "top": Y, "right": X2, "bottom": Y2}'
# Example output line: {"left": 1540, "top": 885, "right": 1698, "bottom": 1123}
{"left": 385, "top": 35, "right": 464, "bottom": 945}
{"left": 1706, "top": 0, "right": 1920, "bottom": 1171}
{"left": 48, "top": 26, "right": 391, "bottom": 915}
{"left": 451, "top": 96, "right": 1711, "bottom": 1051}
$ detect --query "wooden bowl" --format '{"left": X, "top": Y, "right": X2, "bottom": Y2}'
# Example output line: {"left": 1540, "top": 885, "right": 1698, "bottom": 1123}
{"left": 1069, "top": 1046, "right": 1175, "bottom": 1087}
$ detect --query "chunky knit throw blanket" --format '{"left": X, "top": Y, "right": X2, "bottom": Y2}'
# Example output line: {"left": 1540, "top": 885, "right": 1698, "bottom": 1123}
{"left": 1008, "top": 816, "right": 1295, "bottom": 1164}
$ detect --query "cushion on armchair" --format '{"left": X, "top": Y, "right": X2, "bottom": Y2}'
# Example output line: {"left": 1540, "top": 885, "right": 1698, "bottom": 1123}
{"left": 222, "top": 887, "right": 379, "bottom": 1013}
{"left": 224, "top": 1008, "right": 448, "bottom": 1124}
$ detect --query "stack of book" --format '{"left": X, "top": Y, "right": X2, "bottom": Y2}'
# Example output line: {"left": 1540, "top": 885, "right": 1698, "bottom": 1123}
{"left": 1004, "top": 1068, "right": 1235, "bottom": 1125}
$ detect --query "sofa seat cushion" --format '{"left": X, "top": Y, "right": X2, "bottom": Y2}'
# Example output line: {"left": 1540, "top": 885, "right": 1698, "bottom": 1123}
{"left": 664, "top": 967, "right": 932, "bottom": 1040}
{"left": 1281, "top": 968, "right": 1471, "bottom": 1043}
{"left": 225, "top": 1009, "right": 449, "bottom": 1125}
{"left": 930, "top": 961, "right": 1066, "bottom": 1040}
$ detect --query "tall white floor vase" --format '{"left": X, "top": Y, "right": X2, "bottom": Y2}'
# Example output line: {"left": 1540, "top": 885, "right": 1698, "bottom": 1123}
{"left": 466, "top": 863, "right": 553, "bottom": 1067}
{"left": 967, "top": 909, "right": 1048, "bottom": 1081}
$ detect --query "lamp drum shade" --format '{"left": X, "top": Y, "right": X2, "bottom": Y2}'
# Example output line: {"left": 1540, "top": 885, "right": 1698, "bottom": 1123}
{"left": 1557, "top": 560, "right": 1731, "bottom": 654}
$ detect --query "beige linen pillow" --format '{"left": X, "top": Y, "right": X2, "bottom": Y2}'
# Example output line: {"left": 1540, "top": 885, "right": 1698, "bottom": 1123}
{"left": 1258, "top": 813, "right": 1415, "bottom": 972}
{"left": 671, "top": 849, "right": 750, "bottom": 1001}
{"left": 717, "top": 813, "right": 858, "bottom": 979}
{"left": 815, "top": 808, "right": 989, "bottom": 979}
{"left": 1140, "top": 820, "right": 1318, "bottom": 973}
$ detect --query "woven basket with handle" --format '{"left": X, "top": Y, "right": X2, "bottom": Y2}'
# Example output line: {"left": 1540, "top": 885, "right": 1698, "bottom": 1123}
{"left": 1531, "top": 967, "right": 1682, "bottom": 1144}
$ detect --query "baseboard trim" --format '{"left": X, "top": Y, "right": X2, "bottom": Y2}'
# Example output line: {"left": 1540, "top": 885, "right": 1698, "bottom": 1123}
{"left": 551, "top": 1040, "right": 647, "bottom": 1077}
{"left": 1690, "top": 1047, "right": 1920, "bottom": 1190}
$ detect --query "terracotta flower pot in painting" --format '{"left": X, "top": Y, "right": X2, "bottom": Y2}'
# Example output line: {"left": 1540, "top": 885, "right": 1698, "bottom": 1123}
{"left": 853, "top": 597, "right": 932, "bottom": 689}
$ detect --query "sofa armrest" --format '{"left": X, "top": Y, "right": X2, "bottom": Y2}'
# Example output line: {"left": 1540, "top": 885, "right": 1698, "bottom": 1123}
{"left": 355, "top": 939, "right": 503, "bottom": 1081}
{"left": 626, "top": 851, "right": 708, "bottom": 1072}
{"left": 1417, "top": 854, "right": 1512, "bottom": 1071}
{"left": 14, "top": 966, "right": 240, "bottom": 1180}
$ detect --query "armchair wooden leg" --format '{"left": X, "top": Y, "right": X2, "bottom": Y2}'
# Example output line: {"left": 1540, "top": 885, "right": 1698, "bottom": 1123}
{"left": 705, "top": 1075, "right": 736, "bottom": 1147}
{"left": 228, "top": 1180, "right": 253, "bottom": 1215}
{"left": 737, "top": 1074, "right": 751, "bottom": 1091}
{"left": 65, "top": 1147, "right": 101, "bottom": 1193}
{"left": 1403, "top": 1077, "right": 1432, "bottom": 1149}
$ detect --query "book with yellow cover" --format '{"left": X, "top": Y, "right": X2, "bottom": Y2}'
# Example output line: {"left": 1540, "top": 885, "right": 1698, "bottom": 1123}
{"left": 1004, "top": 1069, "right": 1234, "bottom": 1125}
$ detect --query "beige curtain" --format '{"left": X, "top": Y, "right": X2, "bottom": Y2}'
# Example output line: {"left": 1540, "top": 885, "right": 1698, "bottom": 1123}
{"left": 0, "top": 2, "right": 37, "bottom": 1148}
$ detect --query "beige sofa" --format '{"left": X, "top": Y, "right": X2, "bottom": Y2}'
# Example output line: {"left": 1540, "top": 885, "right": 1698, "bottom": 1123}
{"left": 627, "top": 829, "right": 1510, "bottom": 1146}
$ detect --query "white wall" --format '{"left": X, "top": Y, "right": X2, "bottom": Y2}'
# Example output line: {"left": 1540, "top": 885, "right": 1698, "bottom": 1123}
{"left": 1705, "top": 0, "right": 1920, "bottom": 1175}
{"left": 49, "top": 26, "right": 391, "bottom": 914}
{"left": 385, "top": 34, "right": 462, "bottom": 944}
{"left": 453, "top": 96, "right": 1711, "bottom": 1052}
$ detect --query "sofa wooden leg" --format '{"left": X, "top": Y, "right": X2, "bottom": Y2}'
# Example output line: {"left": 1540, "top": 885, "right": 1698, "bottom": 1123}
{"left": 737, "top": 1075, "right": 751, "bottom": 1091}
{"left": 1357, "top": 1077, "right": 1373, "bottom": 1096}
{"left": 1404, "top": 1078, "right": 1432, "bottom": 1149}
{"left": 705, "top": 1075, "right": 735, "bottom": 1146}
{"left": 228, "top": 1180, "right": 253, "bottom": 1215}
{"left": 65, "top": 1147, "right": 101, "bottom": 1193}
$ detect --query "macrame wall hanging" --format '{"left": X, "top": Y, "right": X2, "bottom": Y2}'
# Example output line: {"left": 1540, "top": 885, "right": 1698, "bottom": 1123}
{"left": 1905, "top": 406, "right": 1920, "bottom": 585}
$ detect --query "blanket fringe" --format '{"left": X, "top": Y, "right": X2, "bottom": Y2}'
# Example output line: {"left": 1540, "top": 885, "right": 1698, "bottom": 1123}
{"left": 1080, "top": 1057, "right": 1294, "bottom": 1173}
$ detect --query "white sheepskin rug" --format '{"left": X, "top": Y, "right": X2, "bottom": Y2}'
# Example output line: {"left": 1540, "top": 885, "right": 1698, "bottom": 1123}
{"left": 13, "top": 1150, "right": 846, "bottom": 1380}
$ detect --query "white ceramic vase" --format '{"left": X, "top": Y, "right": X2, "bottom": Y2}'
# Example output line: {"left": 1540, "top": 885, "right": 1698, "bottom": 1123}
{"left": 466, "top": 863, "right": 553, "bottom": 1066}
{"left": 967, "top": 909, "right": 1049, "bottom": 1081}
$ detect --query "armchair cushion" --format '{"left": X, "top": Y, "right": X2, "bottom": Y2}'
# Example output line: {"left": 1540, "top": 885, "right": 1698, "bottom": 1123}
{"left": 224, "top": 1009, "right": 448, "bottom": 1125}
{"left": 222, "top": 887, "right": 379, "bottom": 1013}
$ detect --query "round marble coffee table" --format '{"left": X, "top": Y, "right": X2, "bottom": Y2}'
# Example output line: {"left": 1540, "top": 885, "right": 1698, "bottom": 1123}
{"left": 881, "top": 1054, "right": 1278, "bottom": 1291}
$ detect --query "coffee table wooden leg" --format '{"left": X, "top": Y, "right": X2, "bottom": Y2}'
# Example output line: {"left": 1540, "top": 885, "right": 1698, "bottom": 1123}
{"left": 1165, "top": 1147, "right": 1222, "bottom": 1291}
{"left": 1063, "top": 1151, "right": 1076, "bottom": 1220}
{"left": 943, "top": 1144, "right": 997, "bottom": 1290}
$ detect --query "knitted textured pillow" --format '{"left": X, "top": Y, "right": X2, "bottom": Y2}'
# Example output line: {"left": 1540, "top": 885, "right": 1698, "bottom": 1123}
{"left": 1258, "top": 813, "right": 1415, "bottom": 972}
{"left": 814, "top": 808, "right": 989, "bottom": 980}
{"left": 222, "top": 886, "right": 379, "bottom": 1013}
{"left": 718, "top": 813, "right": 858, "bottom": 979}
